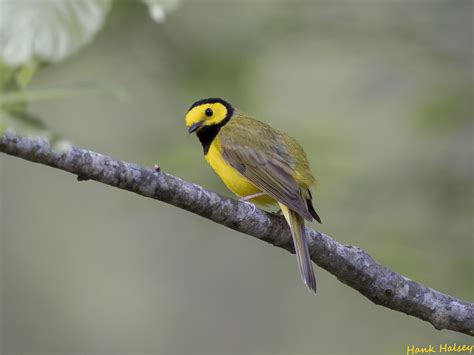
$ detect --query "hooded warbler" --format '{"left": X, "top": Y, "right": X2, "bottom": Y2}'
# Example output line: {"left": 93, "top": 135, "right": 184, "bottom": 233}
{"left": 185, "top": 98, "right": 321, "bottom": 292}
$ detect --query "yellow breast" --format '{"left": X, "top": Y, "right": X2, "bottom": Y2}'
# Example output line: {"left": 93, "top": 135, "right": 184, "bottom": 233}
{"left": 205, "top": 137, "right": 275, "bottom": 205}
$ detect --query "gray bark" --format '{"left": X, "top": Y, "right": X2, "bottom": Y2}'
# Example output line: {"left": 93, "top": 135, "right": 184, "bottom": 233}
{"left": 1, "top": 132, "right": 472, "bottom": 336}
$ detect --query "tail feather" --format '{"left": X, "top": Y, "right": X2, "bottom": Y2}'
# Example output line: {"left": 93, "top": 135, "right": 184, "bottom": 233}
{"left": 307, "top": 198, "right": 322, "bottom": 224}
{"left": 279, "top": 203, "right": 317, "bottom": 292}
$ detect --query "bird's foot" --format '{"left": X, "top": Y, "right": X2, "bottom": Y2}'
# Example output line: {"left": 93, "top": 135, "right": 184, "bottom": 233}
{"left": 239, "top": 192, "right": 267, "bottom": 202}
{"left": 153, "top": 164, "right": 161, "bottom": 172}
{"left": 240, "top": 200, "right": 257, "bottom": 215}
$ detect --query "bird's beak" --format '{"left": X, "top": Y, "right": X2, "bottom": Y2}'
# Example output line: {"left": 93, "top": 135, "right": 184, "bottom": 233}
{"left": 188, "top": 120, "right": 205, "bottom": 134}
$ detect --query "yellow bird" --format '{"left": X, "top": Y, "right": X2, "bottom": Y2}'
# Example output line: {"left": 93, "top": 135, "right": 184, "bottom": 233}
{"left": 185, "top": 98, "right": 321, "bottom": 292}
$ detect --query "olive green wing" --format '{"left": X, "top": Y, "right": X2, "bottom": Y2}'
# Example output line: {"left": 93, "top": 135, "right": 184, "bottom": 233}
{"left": 220, "top": 125, "right": 313, "bottom": 220}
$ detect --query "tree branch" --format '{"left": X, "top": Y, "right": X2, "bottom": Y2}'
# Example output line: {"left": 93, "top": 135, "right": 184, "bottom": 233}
{"left": 1, "top": 132, "right": 472, "bottom": 336}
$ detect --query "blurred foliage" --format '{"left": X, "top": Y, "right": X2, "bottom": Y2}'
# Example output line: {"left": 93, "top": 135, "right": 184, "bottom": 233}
{"left": 0, "top": 0, "right": 111, "bottom": 136}
{"left": 1, "top": 1, "right": 472, "bottom": 355}
{"left": 0, "top": 0, "right": 111, "bottom": 66}
{"left": 414, "top": 86, "right": 472, "bottom": 132}
{"left": 142, "top": 0, "right": 181, "bottom": 23}
{"left": 0, "top": 0, "right": 170, "bottom": 136}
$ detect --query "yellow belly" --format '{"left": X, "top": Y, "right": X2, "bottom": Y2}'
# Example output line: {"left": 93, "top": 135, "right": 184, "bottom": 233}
{"left": 205, "top": 137, "right": 276, "bottom": 205}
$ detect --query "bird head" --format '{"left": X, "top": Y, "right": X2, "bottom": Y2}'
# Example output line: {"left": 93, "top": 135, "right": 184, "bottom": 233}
{"left": 185, "top": 98, "right": 234, "bottom": 133}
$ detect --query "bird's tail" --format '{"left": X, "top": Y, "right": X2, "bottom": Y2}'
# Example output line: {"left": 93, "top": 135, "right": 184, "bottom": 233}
{"left": 278, "top": 203, "right": 317, "bottom": 292}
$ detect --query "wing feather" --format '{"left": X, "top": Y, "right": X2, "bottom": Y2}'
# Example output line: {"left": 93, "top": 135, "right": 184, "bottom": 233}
{"left": 220, "top": 121, "right": 313, "bottom": 220}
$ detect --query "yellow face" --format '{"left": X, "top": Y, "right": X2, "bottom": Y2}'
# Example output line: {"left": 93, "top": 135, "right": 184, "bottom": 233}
{"left": 185, "top": 99, "right": 231, "bottom": 133}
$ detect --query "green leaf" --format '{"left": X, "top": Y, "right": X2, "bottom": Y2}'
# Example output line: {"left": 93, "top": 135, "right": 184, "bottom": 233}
{"left": 0, "top": 60, "right": 38, "bottom": 93}
{"left": 15, "top": 62, "right": 39, "bottom": 89}
{"left": 0, "top": 84, "right": 126, "bottom": 106}
{"left": 0, "top": 110, "right": 52, "bottom": 139}
{"left": 0, "top": 0, "right": 112, "bottom": 66}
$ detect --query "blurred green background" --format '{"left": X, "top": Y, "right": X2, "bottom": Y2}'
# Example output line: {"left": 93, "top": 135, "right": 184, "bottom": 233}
{"left": 1, "top": 1, "right": 472, "bottom": 354}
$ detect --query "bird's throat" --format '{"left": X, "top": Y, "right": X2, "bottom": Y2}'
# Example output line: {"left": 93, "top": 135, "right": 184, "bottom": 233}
{"left": 197, "top": 117, "right": 230, "bottom": 155}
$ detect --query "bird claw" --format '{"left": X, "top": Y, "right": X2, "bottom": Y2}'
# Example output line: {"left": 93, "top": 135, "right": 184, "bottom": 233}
{"left": 240, "top": 200, "right": 256, "bottom": 215}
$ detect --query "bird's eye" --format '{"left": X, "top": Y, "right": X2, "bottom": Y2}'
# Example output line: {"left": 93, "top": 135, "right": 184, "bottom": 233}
{"left": 205, "top": 108, "right": 213, "bottom": 117}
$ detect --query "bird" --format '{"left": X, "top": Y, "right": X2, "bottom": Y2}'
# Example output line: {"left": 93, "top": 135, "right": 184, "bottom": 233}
{"left": 185, "top": 98, "right": 321, "bottom": 292}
